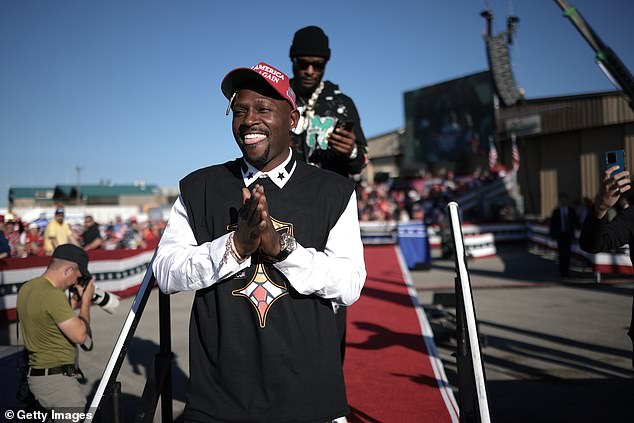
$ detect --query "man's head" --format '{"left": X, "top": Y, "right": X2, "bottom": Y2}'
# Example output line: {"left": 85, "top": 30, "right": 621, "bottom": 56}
{"left": 84, "top": 215, "right": 95, "bottom": 227}
{"left": 54, "top": 207, "right": 65, "bottom": 223}
{"left": 5, "top": 221, "right": 15, "bottom": 233}
{"left": 222, "top": 62, "right": 299, "bottom": 171}
{"left": 559, "top": 193, "right": 569, "bottom": 207}
{"left": 49, "top": 244, "right": 91, "bottom": 288}
{"left": 289, "top": 26, "right": 330, "bottom": 96}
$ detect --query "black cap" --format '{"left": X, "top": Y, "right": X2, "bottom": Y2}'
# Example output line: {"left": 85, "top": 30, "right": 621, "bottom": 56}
{"left": 289, "top": 26, "right": 331, "bottom": 60}
{"left": 52, "top": 244, "right": 91, "bottom": 278}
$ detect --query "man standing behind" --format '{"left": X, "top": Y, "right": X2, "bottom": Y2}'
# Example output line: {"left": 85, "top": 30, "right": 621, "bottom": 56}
{"left": 17, "top": 244, "right": 94, "bottom": 416}
{"left": 549, "top": 193, "right": 578, "bottom": 278}
{"left": 289, "top": 26, "right": 368, "bottom": 178}
{"left": 44, "top": 208, "right": 78, "bottom": 255}
{"left": 153, "top": 62, "right": 365, "bottom": 422}
{"left": 289, "top": 26, "right": 368, "bottom": 361}
{"left": 81, "top": 215, "right": 102, "bottom": 251}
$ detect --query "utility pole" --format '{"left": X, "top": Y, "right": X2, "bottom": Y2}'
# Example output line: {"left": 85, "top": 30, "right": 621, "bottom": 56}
{"left": 76, "top": 166, "right": 82, "bottom": 205}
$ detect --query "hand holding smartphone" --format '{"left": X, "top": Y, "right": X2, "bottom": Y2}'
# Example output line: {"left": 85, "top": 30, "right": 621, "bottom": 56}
{"left": 604, "top": 149, "right": 631, "bottom": 196}
{"left": 328, "top": 119, "right": 356, "bottom": 155}
{"left": 334, "top": 120, "right": 354, "bottom": 132}
{"left": 605, "top": 149, "right": 625, "bottom": 177}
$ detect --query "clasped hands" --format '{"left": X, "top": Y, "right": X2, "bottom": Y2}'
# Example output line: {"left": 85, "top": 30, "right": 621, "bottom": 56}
{"left": 233, "top": 184, "right": 281, "bottom": 259}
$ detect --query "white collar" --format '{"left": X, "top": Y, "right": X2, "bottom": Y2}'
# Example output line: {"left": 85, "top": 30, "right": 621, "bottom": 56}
{"left": 241, "top": 148, "right": 297, "bottom": 189}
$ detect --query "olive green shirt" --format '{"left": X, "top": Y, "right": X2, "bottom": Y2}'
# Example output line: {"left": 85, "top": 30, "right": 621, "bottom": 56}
{"left": 16, "top": 277, "right": 76, "bottom": 368}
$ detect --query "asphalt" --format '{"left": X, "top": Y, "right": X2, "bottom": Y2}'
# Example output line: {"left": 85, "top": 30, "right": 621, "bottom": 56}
{"left": 414, "top": 243, "right": 634, "bottom": 423}
{"left": 1, "top": 242, "right": 632, "bottom": 422}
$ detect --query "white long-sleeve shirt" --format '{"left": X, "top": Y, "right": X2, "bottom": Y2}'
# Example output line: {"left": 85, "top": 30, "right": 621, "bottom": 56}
{"left": 152, "top": 154, "right": 366, "bottom": 306}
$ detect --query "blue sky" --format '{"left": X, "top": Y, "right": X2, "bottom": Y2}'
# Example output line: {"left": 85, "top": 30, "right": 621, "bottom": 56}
{"left": 1, "top": 0, "right": 633, "bottom": 208}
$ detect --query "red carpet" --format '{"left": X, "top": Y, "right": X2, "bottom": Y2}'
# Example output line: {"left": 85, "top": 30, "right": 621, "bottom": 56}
{"left": 344, "top": 245, "right": 458, "bottom": 422}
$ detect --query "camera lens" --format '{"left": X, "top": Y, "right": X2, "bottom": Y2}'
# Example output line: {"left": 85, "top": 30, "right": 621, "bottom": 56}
{"left": 92, "top": 287, "right": 120, "bottom": 314}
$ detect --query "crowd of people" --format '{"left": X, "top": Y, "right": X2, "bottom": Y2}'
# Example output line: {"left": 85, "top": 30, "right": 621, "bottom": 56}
{"left": 2, "top": 174, "right": 616, "bottom": 262}
{"left": 356, "top": 169, "right": 507, "bottom": 225}
{"left": 2, "top": 176, "right": 455, "bottom": 260}
{"left": 0, "top": 171, "right": 533, "bottom": 261}
{"left": 0, "top": 207, "right": 164, "bottom": 259}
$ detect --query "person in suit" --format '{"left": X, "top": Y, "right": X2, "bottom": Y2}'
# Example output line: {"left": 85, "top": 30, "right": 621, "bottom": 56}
{"left": 549, "top": 193, "right": 578, "bottom": 278}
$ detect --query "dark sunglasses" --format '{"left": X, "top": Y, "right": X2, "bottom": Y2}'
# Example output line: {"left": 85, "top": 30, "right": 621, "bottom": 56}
{"left": 293, "top": 59, "right": 326, "bottom": 72}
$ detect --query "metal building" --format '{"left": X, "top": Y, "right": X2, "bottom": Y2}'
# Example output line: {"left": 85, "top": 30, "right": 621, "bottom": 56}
{"left": 496, "top": 90, "right": 634, "bottom": 217}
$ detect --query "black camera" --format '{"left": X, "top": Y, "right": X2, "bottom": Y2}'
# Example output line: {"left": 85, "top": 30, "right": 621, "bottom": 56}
{"left": 73, "top": 275, "right": 120, "bottom": 314}
{"left": 76, "top": 275, "right": 91, "bottom": 288}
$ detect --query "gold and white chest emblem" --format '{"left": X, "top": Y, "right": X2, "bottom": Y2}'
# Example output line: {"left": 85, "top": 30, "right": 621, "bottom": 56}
{"left": 230, "top": 217, "right": 294, "bottom": 328}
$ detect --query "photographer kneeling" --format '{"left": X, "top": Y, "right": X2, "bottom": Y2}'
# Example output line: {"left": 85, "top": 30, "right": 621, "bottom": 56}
{"left": 17, "top": 244, "right": 94, "bottom": 418}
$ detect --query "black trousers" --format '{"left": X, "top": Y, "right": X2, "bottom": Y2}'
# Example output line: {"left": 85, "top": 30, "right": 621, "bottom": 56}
{"left": 557, "top": 234, "right": 573, "bottom": 276}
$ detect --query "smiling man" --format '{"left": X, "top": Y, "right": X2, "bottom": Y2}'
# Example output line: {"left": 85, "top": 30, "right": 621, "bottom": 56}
{"left": 153, "top": 62, "right": 366, "bottom": 423}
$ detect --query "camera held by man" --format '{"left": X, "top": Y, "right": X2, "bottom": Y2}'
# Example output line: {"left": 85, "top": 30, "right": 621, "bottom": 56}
{"left": 73, "top": 274, "right": 120, "bottom": 315}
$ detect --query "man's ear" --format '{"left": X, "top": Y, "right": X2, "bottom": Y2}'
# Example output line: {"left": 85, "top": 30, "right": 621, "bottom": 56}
{"left": 290, "top": 109, "right": 300, "bottom": 130}
{"left": 63, "top": 265, "right": 73, "bottom": 279}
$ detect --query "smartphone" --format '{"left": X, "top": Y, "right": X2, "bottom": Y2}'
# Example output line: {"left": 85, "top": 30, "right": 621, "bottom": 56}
{"left": 335, "top": 120, "right": 354, "bottom": 132}
{"left": 605, "top": 149, "right": 625, "bottom": 178}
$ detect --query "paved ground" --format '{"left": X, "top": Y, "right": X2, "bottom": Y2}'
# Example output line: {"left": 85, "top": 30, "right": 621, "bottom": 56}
{"left": 1, "top": 243, "right": 632, "bottom": 422}
{"left": 0, "top": 285, "right": 195, "bottom": 421}
{"left": 413, "top": 243, "right": 634, "bottom": 422}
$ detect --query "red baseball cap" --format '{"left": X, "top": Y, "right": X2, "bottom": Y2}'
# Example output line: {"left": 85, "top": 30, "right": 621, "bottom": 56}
{"left": 221, "top": 62, "right": 297, "bottom": 111}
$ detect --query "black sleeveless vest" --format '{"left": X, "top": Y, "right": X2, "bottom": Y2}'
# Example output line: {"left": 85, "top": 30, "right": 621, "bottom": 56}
{"left": 179, "top": 157, "right": 354, "bottom": 422}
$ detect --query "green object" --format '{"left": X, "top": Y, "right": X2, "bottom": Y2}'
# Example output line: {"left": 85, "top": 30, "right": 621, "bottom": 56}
{"left": 16, "top": 277, "right": 77, "bottom": 368}
{"left": 307, "top": 116, "right": 335, "bottom": 149}
{"left": 563, "top": 6, "right": 577, "bottom": 17}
